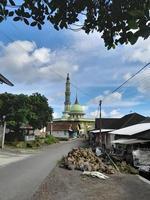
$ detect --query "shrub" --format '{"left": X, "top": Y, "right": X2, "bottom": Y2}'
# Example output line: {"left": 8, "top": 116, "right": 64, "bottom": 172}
{"left": 26, "top": 141, "right": 41, "bottom": 148}
{"left": 44, "top": 135, "right": 58, "bottom": 145}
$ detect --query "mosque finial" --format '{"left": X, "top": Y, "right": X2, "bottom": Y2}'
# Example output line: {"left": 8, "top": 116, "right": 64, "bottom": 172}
{"left": 75, "top": 93, "right": 79, "bottom": 104}
{"left": 67, "top": 73, "right": 69, "bottom": 80}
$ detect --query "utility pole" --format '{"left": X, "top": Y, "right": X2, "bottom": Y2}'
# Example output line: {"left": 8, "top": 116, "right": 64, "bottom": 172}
{"left": 50, "top": 120, "right": 53, "bottom": 135}
{"left": 99, "top": 100, "right": 102, "bottom": 146}
{"left": 1, "top": 115, "right": 6, "bottom": 149}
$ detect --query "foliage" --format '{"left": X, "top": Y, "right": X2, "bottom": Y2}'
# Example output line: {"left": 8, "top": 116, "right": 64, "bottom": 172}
{"left": 5, "top": 135, "right": 58, "bottom": 148}
{"left": 7, "top": 140, "right": 41, "bottom": 148}
{"left": 0, "top": 1, "right": 150, "bottom": 48}
{"left": 29, "top": 93, "right": 53, "bottom": 129}
{"left": 14, "top": 141, "right": 27, "bottom": 148}
{"left": 117, "top": 161, "right": 139, "bottom": 174}
{"left": 0, "top": 92, "right": 53, "bottom": 132}
{"left": 44, "top": 135, "right": 58, "bottom": 144}
{"left": 26, "top": 140, "right": 41, "bottom": 148}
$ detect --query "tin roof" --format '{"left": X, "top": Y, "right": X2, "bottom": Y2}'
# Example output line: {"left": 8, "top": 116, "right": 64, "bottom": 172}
{"left": 110, "top": 123, "right": 150, "bottom": 136}
{"left": 111, "top": 138, "right": 150, "bottom": 144}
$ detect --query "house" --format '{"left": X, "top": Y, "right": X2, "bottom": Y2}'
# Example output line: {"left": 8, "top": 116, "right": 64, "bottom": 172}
{"left": 110, "top": 123, "right": 150, "bottom": 144}
{"left": 47, "top": 121, "right": 82, "bottom": 138}
{"left": 110, "top": 123, "right": 150, "bottom": 166}
{"left": 90, "top": 113, "right": 147, "bottom": 148}
{"left": 90, "top": 118, "right": 119, "bottom": 148}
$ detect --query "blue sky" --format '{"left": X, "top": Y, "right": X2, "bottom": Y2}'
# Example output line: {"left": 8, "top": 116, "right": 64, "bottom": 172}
{"left": 1, "top": 18, "right": 150, "bottom": 119}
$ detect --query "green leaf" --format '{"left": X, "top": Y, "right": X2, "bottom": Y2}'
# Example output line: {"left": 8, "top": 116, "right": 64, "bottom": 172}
{"left": 9, "top": 11, "right": 14, "bottom": 17}
{"left": 31, "top": 21, "right": 37, "bottom": 26}
{"left": 38, "top": 23, "right": 42, "bottom": 30}
{"left": 24, "top": 12, "right": 30, "bottom": 18}
{"left": 128, "top": 20, "right": 138, "bottom": 29}
{"left": 24, "top": 18, "right": 29, "bottom": 25}
{"left": 9, "top": 0, "right": 16, "bottom": 6}
{"left": 54, "top": 24, "right": 59, "bottom": 31}
{"left": 129, "top": 10, "right": 144, "bottom": 17}
{"left": 0, "top": 16, "right": 4, "bottom": 22}
{"left": 128, "top": 34, "right": 138, "bottom": 45}
{"left": 13, "top": 17, "right": 20, "bottom": 21}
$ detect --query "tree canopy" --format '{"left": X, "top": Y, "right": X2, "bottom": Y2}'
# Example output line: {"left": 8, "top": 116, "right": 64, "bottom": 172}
{"left": 0, "top": 92, "right": 53, "bottom": 132}
{"left": 0, "top": 0, "right": 150, "bottom": 49}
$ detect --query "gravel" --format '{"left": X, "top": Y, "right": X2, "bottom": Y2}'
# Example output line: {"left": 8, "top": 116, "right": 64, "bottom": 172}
{"left": 31, "top": 166, "right": 150, "bottom": 200}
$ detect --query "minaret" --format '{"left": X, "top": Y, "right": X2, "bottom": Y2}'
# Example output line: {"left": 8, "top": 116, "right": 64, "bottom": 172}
{"left": 75, "top": 93, "right": 79, "bottom": 104}
{"left": 63, "top": 73, "right": 71, "bottom": 117}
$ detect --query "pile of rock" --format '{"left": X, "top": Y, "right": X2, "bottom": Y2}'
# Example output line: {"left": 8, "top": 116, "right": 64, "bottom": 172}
{"left": 62, "top": 148, "right": 115, "bottom": 174}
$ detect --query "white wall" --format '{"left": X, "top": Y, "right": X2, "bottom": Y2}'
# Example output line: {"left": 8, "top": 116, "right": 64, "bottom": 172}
{"left": 52, "top": 131, "right": 69, "bottom": 138}
{"left": 34, "top": 127, "right": 46, "bottom": 136}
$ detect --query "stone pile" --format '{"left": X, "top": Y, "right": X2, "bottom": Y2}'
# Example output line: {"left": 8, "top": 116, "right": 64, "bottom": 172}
{"left": 62, "top": 148, "right": 115, "bottom": 174}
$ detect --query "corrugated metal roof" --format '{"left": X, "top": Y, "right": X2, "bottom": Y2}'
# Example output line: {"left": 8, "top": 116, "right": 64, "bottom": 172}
{"left": 110, "top": 123, "right": 150, "bottom": 136}
{"left": 90, "top": 129, "right": 114, "bottom": 133}
{"left": 111, "top": 138, "right": 150, "bottom": 144}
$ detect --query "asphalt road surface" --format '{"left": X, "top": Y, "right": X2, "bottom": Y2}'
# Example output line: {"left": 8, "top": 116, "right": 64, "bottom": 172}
{"left": 0, "top": 139, "right": 83, "bottom": 200}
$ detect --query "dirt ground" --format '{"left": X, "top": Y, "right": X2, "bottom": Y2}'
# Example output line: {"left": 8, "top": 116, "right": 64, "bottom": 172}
{"left": 31, "top": 166, "right": 150, "bottom": 200}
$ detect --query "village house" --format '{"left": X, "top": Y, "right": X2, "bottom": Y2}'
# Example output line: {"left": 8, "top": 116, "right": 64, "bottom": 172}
{"left": 90, "top": 113, "right": 147, "bottom": 149}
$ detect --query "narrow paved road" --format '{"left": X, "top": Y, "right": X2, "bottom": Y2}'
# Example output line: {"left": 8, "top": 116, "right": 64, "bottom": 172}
{"left": 0, "top": 139, "right": 83, "bottom": 200}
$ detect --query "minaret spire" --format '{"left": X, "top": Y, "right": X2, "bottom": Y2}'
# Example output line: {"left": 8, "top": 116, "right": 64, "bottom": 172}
{"left": 63, "top": 73, "right": 71, "bottom": 117}
{"left": 75, "top": 93, "right": 79, "bottom": 104}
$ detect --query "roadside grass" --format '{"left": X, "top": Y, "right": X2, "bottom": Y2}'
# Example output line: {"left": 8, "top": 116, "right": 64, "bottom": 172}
{"left": 5, "top": 135, "right": 59, "bottom": 149}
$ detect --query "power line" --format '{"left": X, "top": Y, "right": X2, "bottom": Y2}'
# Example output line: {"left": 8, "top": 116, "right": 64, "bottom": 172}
{"left": 102, "top": 62, "right": 150, "bottom": 102}
{"left": 2, "top": 25, "right": 150, "bottom": 109}
{"left": 0, "top": 28, "right": 93, "bottom": 99}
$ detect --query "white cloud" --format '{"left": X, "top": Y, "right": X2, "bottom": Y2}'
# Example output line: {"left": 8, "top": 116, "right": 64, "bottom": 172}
{"left": 132, "top": 68, "right": 150, "bottom": 94}
{"left": 89, "top": 91, "right": 140, "bottom": 108}
{"left": 53, "top": 112, "right": 61, "bottom": 118}
{"left": 72, "top": 31, "right": 103, "bottom": 53}
{"left": 0, "top": 40, "right": 79, "bottom": 84}
{"left": 124, "top": 38, "right": 150, "bottom": 63}
{"left": 90, "top": 92, "right": 121, "bottom": 105}
{"left": 109, "top": 109, "right": 123, "bottom": 118}
{"left": 123, "top": 73, "right": 132, "bottom": 81}
{"left": 87, "top": 109, "right": 123, "bottom": 118}
{"left": 88, "top": 109, "right": 107, "bottom": 118}
{"left": 122, "top": 68, "right": 150, "bottom": 95}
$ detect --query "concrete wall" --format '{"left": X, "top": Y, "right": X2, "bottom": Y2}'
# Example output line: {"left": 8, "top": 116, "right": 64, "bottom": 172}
{"left": 52, "top": 131, "right": 69, "bottom": 138}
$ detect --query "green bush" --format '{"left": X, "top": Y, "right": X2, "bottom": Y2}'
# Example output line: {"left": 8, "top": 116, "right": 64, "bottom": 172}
{"left": 9, "top": 140, "right": 41, "bottom": 149}
{"left": 14, "top": 141, "right": 27, "bottom": 148}
{"left": 5, "top": 135, "right": 58, "bottom": 149}
{"left": 26, "top": 141, "right": 41, "bottom": 148}
{"left": 44, "top": 135, "right": 58, "bottom": 144}
{"left": 35, "top": 137, "right": 45, "bottom": 144}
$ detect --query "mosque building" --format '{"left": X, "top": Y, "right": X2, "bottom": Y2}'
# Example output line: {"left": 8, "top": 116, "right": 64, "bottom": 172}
{"left": 47, "top": 73, "right": 95, "bottom": 138}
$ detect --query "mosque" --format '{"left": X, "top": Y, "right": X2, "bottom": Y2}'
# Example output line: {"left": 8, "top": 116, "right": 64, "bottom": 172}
{"left": 47, "top": 73, "right": 95, "bottom": 138}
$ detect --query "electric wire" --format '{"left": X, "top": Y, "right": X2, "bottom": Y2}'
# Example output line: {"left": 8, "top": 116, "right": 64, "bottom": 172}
{"left": 0, "top": 27, "right": 93, "bottom": 99}
{"left": 102, "top": 62, "right": 150, "bottom": 102}
{"left": 1, "top": 24, "right": 150, "bottom": 117}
